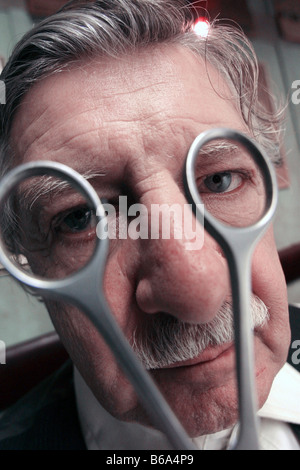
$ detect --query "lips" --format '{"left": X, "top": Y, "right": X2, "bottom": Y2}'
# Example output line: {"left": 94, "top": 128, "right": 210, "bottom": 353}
{"left": 160, "top": 341, "right": 234, "bottom": 369}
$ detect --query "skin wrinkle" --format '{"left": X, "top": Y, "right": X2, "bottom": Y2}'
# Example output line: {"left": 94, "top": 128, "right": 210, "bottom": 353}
{"left": 13, "top": 45, "right": 238, "bottom": 165}
{"left": 17, "top": 108, "right": 241, "bottom": 173}
{"left": 16, "top": 117, "right": 103, "bottom": 163}
{"left": 48, "top": 110, "right": 175, "bottom": 158}
{"left": 9, "top": 44, "right": 290, "bottom": 438}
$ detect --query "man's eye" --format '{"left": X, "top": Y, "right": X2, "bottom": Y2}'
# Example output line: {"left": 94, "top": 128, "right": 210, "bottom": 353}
{"left": 55, "top": 207, "right": 94, "bottom": 234}
{"left": 201, "top": 171, "right": 243, "bottom": 194}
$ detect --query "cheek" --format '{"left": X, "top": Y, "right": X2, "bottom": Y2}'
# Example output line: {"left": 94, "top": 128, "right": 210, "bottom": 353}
{"left": 252, "top": 229, "right": 287, "bottom": 309}
{"left": 47, "top": 299, "right": 141, "bottom": 418}
{"left": 102, "top": 239, "right": 142, "bottom": 332}
{"left": 252, "top": 228, "right": 290, "bottom": 365}
{"left": 204, "top": 183, "right": 265, "bottom": 228}
{"left": 42, "top": 238, "right": 144, "bottom": 419}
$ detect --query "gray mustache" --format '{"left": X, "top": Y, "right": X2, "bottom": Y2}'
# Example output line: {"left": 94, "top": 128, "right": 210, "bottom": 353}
{"left": 131, "top": 295, "right": 269, "bottom": 370}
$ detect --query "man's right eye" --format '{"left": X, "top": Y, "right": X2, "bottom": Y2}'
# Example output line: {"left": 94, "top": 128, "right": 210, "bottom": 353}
{"left": 60, "top": 208, "right": 92, "bottom": 233}
{"left": 54, "top": 206, "right": 95, "bottom": 235}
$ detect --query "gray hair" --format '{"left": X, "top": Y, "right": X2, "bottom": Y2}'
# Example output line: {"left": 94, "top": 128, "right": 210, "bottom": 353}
{"left": 0, "top": 0, "right": 285, "bottom": 253}
{"left": 132, "top": 295, "right": 269, "bottom": 370}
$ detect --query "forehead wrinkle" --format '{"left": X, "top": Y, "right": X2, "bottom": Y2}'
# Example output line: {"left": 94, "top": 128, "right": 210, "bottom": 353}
{"left": 13, "top": 92, "right": 169, "bottom": 165}
{"left": 97, "top": 79, "right": 172, "bottom": 100}
{"left": 12, "top": 52, "right": 184, "bottom": 159}
{"left": 137, "top": 117, "right": 248, "bottom": 163}
{"left": 57, "top": 112, "right": 167, "bottom": 154}
{"left": 13, "top": 102, "right": 107, "bottom": 163}
{"left": 11, "top": 47, "right": 251, "bottom": 190}
{"left": 11, "top": 104, "right": 50, "bottom": 162}
{"left": 11, "top": 54, "right": 232, "bottom": 163}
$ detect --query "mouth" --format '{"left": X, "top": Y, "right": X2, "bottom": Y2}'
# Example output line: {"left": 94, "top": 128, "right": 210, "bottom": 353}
{"left": 158, "top": 341, "right": 235, "bottom": 369}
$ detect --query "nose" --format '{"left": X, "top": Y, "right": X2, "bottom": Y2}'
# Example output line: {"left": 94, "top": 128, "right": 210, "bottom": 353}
{"left": 135, "top": 178, "right": 230, "bottom": 325}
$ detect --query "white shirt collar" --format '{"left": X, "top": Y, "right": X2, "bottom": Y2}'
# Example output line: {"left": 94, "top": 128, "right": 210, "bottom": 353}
{"left": 74, "top": 363, "right": 300, "bottom": 450}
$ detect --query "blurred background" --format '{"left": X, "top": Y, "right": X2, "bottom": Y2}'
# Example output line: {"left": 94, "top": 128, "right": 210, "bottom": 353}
{"left": 0, "top": 0, "right": 300, "bottom": 348}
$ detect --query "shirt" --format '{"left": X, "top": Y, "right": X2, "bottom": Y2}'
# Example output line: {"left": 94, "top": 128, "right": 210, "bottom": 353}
{"left": 74, "top": 363, "right": 300, "bottom": 450}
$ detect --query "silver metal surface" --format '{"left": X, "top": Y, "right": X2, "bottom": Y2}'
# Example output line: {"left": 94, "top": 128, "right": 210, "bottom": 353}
{"left": 0, "top": 161, "right": 195, "bottom": 451}
{"left": 184, "top": 128, "right": 278, "bottom": 450}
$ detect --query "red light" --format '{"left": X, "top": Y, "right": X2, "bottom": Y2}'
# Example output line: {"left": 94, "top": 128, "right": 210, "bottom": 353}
{"left": 193, "top": 18, "right": 210, "bottom": 37}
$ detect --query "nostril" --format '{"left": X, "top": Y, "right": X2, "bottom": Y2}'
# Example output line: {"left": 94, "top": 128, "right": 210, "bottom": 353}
{"left": 135, "top": 278, "right": 158, "bottom": 314}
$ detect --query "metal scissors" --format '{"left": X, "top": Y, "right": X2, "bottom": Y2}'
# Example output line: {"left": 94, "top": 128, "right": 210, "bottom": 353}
{"left": 0, "top": 128, "right": 278, "bottom": 450}
{"left": 184, "top": 128, "right": 278, "bottom": 449}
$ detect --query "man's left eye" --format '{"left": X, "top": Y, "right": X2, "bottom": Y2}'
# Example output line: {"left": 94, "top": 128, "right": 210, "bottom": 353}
{"left": 201, "top": 171, "right": 243, "bottom": 194}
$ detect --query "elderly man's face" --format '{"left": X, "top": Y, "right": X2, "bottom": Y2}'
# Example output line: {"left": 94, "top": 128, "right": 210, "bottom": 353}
{"left": 10, "top": 45, "right": 290, "bottom": 436}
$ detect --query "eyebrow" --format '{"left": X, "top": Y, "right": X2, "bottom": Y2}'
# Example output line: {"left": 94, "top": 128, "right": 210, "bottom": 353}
{"left": 198, "top": 141, "right": 240, "bottom": 157}
{"left": 195, "top": 139, "right": 256, "bottom": 173}
{"left": 19, "top": 140, "right": 249, "bottom": 210}
{"left": 19, "top": 169, "right": 106, "bottom": 211}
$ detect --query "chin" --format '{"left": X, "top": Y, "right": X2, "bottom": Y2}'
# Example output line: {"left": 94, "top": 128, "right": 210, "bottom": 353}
{"left": 118, "top": 356, "right": 280, "bottom": 439}
{"left": 114, "top": 378, "right": 240, "bottom": 438}
{"left": 120, "top": 397, "right": 240, "bottom": 439}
